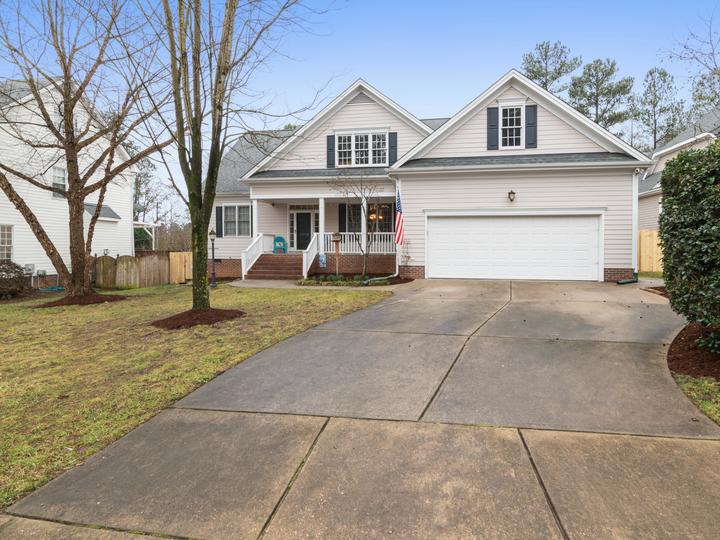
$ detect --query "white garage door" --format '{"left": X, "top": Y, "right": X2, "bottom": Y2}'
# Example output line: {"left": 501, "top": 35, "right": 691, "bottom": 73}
{"left": 427, "top": 215, "right": 600, "bottom": 281}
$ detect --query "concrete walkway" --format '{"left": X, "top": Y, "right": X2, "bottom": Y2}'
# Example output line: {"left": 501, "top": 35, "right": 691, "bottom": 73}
{"left": 5, "top": 280, "right": 720, "bottom": 539}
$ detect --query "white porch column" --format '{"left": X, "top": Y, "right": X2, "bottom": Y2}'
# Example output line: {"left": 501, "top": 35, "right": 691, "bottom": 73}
{"left": 252, "top": 199, "right": 259, "bottom": 237}
{"left": 318, "top": 197, "right": 325, "bottom": 254}
{"left": 361, "top": 197, "right": 368, "bottom": 253}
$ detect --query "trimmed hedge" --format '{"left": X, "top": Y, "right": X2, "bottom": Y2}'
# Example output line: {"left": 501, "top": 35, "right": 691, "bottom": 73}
{"left": 659, "top": 141, "right": 720, "bottom": 352}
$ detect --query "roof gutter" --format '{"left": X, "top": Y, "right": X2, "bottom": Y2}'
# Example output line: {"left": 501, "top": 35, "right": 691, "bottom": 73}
{"left": 388, "top": 160, "right": 651, "bottom": 177}
{"left": 652, "top": 132, "right": 715, "bottom": 159}
{"left": 639, "top": 187, "right": 662, "bottom": 198}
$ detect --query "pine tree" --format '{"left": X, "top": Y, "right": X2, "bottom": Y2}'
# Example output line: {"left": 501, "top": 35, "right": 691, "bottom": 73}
{"left": 633, "top": 68, "right": 685, "bottom": 150}
{"left": 568, "top": 59, "right": 634, "bottom": 130}
{"left": 521, "top": 41, "right": 581, "bottom": 93}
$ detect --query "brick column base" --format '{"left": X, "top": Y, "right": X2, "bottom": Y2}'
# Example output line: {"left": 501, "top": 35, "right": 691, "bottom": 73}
{"left": 603, "top": 268, "right": 635, "bottom": 282}
{"left": 399, "top": 265, "right": 425, "bottom": 279}
{"left": 207, "top": 259, "right": 243, "bottom": 279}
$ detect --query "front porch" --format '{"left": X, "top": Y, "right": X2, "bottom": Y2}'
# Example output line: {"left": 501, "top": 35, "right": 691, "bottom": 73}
{"left": 241, "top": 197, "right": 397, "bottom": 279}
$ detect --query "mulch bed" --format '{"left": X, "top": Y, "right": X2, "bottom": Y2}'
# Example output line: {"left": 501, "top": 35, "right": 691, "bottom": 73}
{"left": 386, "top": 277, "right": 414, "bottom": 285}
{"left": 642, "top": 286, "right": 669, "bottom": 298}
{"left": 668, "top": 323, "right": 720, "bottom": 379}
{"left": 151, "top": 308, "right": 245, "bottom": 330}
{"left": 35, "top": 293, "right": 127, "bottom": 308}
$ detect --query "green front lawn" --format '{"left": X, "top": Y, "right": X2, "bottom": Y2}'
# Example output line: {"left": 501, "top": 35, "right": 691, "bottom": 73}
{"left": 674, "top": 374, "right": 720, "bottom": 425}
{"left": 0, "top": 285, "right": 388, "bottom": 509}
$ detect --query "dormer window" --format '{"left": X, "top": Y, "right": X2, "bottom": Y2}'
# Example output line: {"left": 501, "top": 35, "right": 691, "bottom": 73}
{"left": 336, "top": 132, "right": 388, "bottom": 167}
{"left": 500, "top": 105, "right": 523, "bottom": 148}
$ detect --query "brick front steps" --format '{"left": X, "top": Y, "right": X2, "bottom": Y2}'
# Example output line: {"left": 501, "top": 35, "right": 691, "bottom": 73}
{"left": 246, "top": 253, "right": 303, "bottom": 280}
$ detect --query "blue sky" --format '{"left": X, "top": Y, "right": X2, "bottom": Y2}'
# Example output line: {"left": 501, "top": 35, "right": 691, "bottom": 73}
{"left": 251, "top": 0, "right": 718, "bottom": 125}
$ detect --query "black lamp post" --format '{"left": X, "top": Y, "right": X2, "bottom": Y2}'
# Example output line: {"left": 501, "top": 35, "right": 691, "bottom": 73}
{"left": 209, "top": 228, "right": 217, "bottom": 288}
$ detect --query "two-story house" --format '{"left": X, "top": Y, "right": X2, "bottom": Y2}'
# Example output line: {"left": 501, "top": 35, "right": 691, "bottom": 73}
{"left": 213, "top": 70, "right": 650, "bottom": 282}
{"left": 0, "top": 79, "right": 135, "bottom": 284}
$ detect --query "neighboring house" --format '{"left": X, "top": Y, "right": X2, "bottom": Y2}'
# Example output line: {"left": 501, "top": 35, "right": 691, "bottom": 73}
{"left": 639, "top": 109, "right": 720, "bottom": 230}
{"left": 214, "top": 70, "right": 650, "bottom": 282}
{"left": 0, "top": 80, "right": 135, "bottom": 282}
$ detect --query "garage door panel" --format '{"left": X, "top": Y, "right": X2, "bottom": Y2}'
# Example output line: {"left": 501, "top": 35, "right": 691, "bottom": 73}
{"left": 427, "top": 215, "right": 600, "bottom": 281}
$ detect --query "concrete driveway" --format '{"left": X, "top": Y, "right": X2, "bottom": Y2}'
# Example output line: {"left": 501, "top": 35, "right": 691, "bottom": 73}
{"left": 6, "top": 280, "right": 720, "bottom": 539}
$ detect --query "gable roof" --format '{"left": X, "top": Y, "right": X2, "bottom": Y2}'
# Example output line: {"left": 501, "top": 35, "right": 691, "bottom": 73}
{"left": 391, "top": 69, "right": 650, "bottom": 169}
{"left": 243, "top": 79, "right": 433, "bottom": 179}
{"left": 639, "top": 171, "right": 661, "bottom": 194}
{"left": 655, "top": 107, "right": 720, "bottom": 154}
{"left": 218, "top": 130, "right": 293, "bottom": 193}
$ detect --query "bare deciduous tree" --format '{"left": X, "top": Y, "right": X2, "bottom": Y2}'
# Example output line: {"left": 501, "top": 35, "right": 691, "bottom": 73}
{"left": 144, "top": 0, "right": 321, "bottom": 310}
{"left": 0, "top": 0, "right": 171, "bottom": 298}
{"left": 329, "top": 176, "right": 384, "bottom": 278}
{"left": 672, "top": 14, "right": 720, "bottom": 111}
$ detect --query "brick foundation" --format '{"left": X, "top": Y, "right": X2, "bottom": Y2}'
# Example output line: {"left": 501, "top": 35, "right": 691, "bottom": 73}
{"left": 208, "top": 258, "right": 243, "bottom": 279}
{"left": 399, "top": 265, "right": 425, "bottom": 279}
{"left": 311, "top": 254, "right": 395, "bottom": 276}
{"left": 603, "top": 268, "right": 635, "bottom": 282}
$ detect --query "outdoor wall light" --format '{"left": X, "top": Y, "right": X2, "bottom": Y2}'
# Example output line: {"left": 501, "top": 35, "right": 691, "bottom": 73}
{"left": 508, "top": 190, "right": 516, "bottom": 202}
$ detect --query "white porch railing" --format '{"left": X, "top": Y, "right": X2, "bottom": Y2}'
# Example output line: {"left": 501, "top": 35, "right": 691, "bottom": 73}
{"left": 241, "top": 233, "right": 274, "bottom": 279}
{"left": 302, "top": 233, "right": 319, "bottom": 278}
{"left": 323, "top": 232, "right": 396, "bottom": 254}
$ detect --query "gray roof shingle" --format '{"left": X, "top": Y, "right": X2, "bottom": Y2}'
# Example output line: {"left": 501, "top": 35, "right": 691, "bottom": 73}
{"left": 251, "top": 166, "right": 388, "bottom": 179}
{"left": 84, "top": 203, "right": 121, "bottom": 220}
{"left": 217, "top": 130, "right": 294, "bottom": 193}
{"left": 656, "top": 107, "right": 720, "bottom": 153}
{"left": 400, "top": 152, "right": 635, "bottom": 169}
{"left": 639, "top": 171, "right": 661, "bottom": 194}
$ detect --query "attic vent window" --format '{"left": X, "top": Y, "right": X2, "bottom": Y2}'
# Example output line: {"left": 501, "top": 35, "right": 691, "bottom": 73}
{"left": 500, "top": 106, "right": 523, "bottom": 148}
{"left": 336, "top": 132, "right": 388, "bottom": 167}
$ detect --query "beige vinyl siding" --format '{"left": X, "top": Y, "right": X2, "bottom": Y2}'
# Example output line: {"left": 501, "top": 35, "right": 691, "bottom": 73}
{"left": 399, "top": 170, "right": 633, "bottom": 268}
{"left": 211, "top": 195, "right": 252, "bottom": 258}
{"left": 639, "top": 193, "right": 661, "bottom": 231}
{"left": 267, "top": 99, "right": 427, "bottom": 170}
{"left": 422, "top": 86, "right": 605, "bottom": 159}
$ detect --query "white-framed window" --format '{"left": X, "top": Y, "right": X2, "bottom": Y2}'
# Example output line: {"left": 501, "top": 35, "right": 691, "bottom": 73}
{"left": 223, "top": 204, "right": 251, "bottom": 237}
{"left": 500, "top": 105, "right": 523, "bottom": 148}
{"left": 336, "top": 131, "right": 388, "bottom": 167}
{"left": 345, "top": 203, "right": 395, "bottom": 233}
{"left": 51, "top": 166, "right": 66, "bottom": 198}
{"left": 0, "top": 225, "right": 12, "bottom": 262}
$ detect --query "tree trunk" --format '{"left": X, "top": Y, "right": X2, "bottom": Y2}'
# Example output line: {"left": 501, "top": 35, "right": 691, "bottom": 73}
{"left": 66, "top": 196, "right": 92, "bottom": 297}
{"left": 191, "top": 219, "right": 210, "bottom": 310}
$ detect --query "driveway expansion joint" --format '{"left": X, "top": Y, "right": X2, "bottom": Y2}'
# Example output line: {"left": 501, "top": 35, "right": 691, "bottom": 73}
{"left": 2, "top": 512, "right": 176, "bottom": 539}
{"left": 517, "top": 430, "right": 570, "bottom": 540}
{"left": 418, "top": 297, "right": 513, "bottom": 421}
{"left": 257, "top": 417, "right": 330, "bottom": 539}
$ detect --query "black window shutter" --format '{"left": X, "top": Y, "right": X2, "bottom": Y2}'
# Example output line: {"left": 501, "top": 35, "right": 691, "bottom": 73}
{"left": 338, "top": 203, "right": 346, "bottom": 232}
{"left": 249, "top": 204, "right": 253, "bottom": 236}
{"left": 326, "top": 135, "right": 335, "bottom": 168}
{"left": 487, "top": 107, "right": 499, "bottom": 150}
{"left": 215, "top": 206, "right": 223, "bottom": 237}
{"left": 525, "top": 105, "right": 537, "bottom": 148}
{"left": 388, "top": 132, "right": 398, "bottom": 165}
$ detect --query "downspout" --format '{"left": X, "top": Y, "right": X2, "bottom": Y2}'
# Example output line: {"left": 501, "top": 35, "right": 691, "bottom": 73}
{"left": 364, "top": 176, "right": 400, "bottom": 285}
{"left": 618, "top": 167, "right": 642, "bottom": 285}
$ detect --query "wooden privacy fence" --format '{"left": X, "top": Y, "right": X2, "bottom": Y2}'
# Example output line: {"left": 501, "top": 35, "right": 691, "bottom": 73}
{"left": 94, "top": 251, "right": 192, "bottom": 289}
{"left": 638, "top": 230, "right": 663, "bottom": 273}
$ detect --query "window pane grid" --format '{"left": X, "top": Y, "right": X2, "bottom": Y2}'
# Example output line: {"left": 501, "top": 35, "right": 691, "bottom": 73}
{"left": 0, "top": 225, "right": 11, "bottom": 261}
{"left": 371, "top": 133, "right": 387, "bottom": 165}
{"left": 501, "top": 107, "right": 522, "bottom": 147}
{"left": 337, "top": 135, "right": 352, "bottom": 166}
{"left": 336, "top": 132, "right": 388, "bottom": 167}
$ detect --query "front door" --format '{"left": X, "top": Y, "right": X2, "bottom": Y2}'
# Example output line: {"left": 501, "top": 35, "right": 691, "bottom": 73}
{"left": 296, "top": 212, "right": 312, "bottom": 250}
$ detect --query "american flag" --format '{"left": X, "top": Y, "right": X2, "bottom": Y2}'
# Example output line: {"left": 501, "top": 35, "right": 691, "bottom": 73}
{"left": 394, "top": 191, "right": 405, "bottom": 245}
